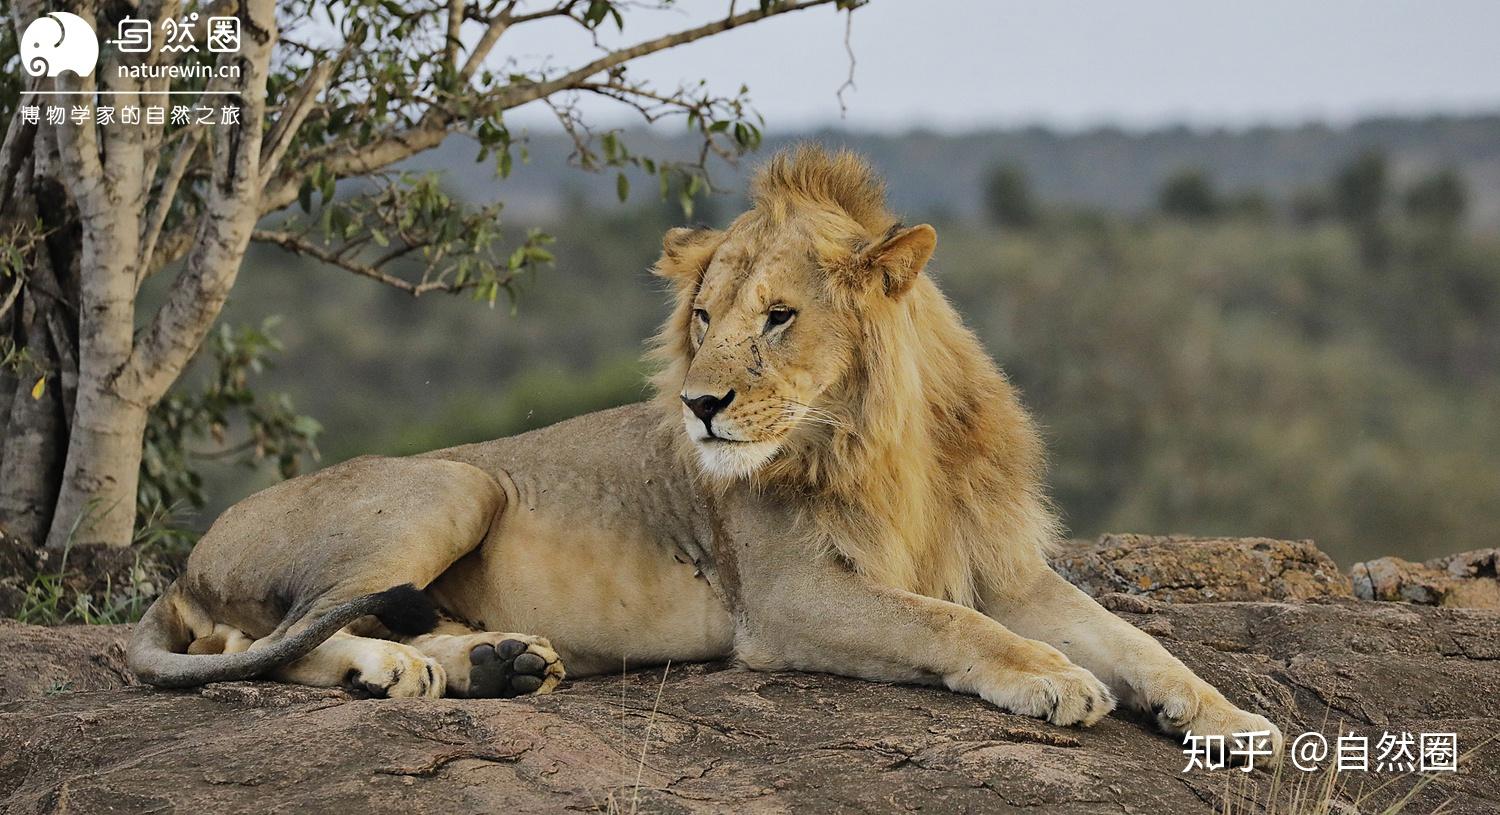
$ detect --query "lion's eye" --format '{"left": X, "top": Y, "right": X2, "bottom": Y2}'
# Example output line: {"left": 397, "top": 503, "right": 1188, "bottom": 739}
{"left": 764, "top": 307, "right": 796, "bottom": 333}
{"left": 692, "top": 308, "right": 710, "bottom": 325}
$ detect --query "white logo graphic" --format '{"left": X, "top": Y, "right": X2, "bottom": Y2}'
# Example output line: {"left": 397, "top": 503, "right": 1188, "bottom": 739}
{"left": 161, "top": 13, "right": 198, "bottom": 53}
{"left": 207, "top": 17, "right": 240, "bottom": 53}
{"left": 109, "top": 18, "right": 153, "bottom": 53}
{"left": 21, "top": 12, "right": 99, "bottom": 78}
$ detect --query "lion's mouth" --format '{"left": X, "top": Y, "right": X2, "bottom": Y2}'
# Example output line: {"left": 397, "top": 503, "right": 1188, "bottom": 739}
{"left": 681, "top": 411, "right": 784, "bottom": 480}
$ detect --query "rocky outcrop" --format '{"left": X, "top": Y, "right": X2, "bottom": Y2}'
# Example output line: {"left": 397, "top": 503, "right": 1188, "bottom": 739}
{"left": 1054, "top": 535, "right": 1500, "bottom": 610}
{"left": 1050, "top": 534, "right": 1353, "bottom": 603}
{"left": 0, "top": 619, "right": 135, "bottom": 702}
{"left": 1352, "top": 548, "right": 1500, "bottom": 609}
{"left": 4, "top": 536, "right": 1499, "bottom": 814}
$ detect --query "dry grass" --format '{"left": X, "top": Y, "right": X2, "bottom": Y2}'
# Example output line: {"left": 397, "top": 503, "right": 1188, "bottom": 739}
{"left": 591, "top": 660, "right": 672, "bottom": 815}
{"left": 1216, "top": 729, "right": 1491, "bottom": 815}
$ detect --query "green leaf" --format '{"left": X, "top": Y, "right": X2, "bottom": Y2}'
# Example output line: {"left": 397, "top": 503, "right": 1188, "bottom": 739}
{"left": 616, "top": 173, "right": 630, "bottom": 203}
{"left": 584, "top": 0, "right": 610, "bottom": 27}
{"left": 291, "top": 416, "right": 324, "bottom": 437}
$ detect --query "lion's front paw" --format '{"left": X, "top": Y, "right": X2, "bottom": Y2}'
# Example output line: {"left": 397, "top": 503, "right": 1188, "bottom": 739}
{"left": 972, "top": 661, "right": 1116, "bottom": 727}
{"left": 345, "top": 642, "right": 446, "bottom": 699}
{"left": 410, "top": 632, "right": 565, "bottom": 698}
{"left": 1154, "top": 683, "right": 1283, "bottom": 768}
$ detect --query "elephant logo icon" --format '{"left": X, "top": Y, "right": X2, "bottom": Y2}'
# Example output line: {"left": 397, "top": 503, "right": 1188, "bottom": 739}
{"left": 21, "top": 12, "right": 99, "bottom": 78}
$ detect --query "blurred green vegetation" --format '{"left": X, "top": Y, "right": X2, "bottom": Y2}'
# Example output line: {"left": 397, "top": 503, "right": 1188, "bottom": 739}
{"left": 189, "top": 151, "right": 1500, "bottom": 566}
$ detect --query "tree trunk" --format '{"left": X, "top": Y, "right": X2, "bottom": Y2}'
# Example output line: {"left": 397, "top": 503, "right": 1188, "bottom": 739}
{"left": 0, "top": 124, "right": 77, "bottom": 547}
{"left": 41, "top": 170, "right": 142, "bottom": 550}
{"left": 0, "top": 324, "right": 66, "bottom": 544}
{"left": 42, "top": 391, "right": 147, "bottom": 549}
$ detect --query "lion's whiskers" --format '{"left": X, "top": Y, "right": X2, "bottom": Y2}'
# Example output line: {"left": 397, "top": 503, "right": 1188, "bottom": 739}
{"left": 776, "top": 398, "right": 856, "bottom": 436}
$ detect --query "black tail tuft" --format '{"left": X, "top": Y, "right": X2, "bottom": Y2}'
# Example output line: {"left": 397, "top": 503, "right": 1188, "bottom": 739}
{"left": 373, "top": 584, "right": 439, "bottom": 635}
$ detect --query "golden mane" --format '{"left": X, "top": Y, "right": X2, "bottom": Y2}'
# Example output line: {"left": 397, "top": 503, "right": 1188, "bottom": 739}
{"left": 649, "top": 145, "right": 1059, "bottom": 609}
{"left": 749, "top": 144, "right": 898, "bottom": 236}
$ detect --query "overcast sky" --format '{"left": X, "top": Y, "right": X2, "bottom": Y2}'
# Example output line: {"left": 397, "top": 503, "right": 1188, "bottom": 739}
{"left": 499, "top": 0, "right": 1500, "bottom": 134}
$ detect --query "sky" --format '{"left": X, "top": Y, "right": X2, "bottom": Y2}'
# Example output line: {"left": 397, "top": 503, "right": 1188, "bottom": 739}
{"left": 499, "top": 0, "right": 1500, "bottom": 134}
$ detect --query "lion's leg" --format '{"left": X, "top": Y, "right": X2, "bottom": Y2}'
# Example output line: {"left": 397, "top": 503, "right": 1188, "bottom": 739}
{"left": 264, "top": 630, "right": 447, "bottom": 698}
{"left": 983, "top": 566, "right": 1283, "bottom": 759}
{"left": 187, "top": 623, "right": 254, "bottom": 655}
{"left": 736, "top": 556, "right": 1115, "bottom": 727}
{"left": 401, "top": 618, "right": 565, "bottom": 698}
{"left": 180, "top": 623, "right": 447, "bottom": 698}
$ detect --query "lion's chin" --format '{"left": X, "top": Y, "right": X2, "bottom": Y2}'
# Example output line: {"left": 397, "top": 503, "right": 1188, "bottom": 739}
{"left": 691, "top": 437, "right": 781, "bottom": 481}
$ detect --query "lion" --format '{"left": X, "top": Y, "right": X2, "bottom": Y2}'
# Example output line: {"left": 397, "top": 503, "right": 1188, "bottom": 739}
{"left": 128, "top": 144, "right": 1281, "bottom": 758}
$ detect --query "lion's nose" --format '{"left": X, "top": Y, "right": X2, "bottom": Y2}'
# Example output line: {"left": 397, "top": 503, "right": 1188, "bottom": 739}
{"left": 681, "top": 389, "right": 736, "bottom": 424}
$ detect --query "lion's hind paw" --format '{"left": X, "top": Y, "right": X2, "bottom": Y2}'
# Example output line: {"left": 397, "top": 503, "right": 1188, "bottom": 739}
{"left": 407, "top": 631, "right": 566, "bottom": 698}
{"left": 467, "top": 637, "right": 565, "bottom": 698}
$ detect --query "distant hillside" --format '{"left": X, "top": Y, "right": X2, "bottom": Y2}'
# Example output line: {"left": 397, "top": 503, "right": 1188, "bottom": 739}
{"left": 406, "top": 114, "right": 1500, "bottom": 226}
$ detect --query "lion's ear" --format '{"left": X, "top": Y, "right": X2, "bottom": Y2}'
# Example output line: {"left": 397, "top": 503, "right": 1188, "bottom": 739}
{"left": 840, "top": 224, "right": 936, "bottom": 299}
{"left": 654, "top": 226, "right": 723, "bottom": 287}
{"left": 869, "top": 224, "right": 936, "bottom": 298}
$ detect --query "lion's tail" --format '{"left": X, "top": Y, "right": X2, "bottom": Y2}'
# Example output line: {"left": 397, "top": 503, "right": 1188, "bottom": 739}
{"left": 126, "top": 583, "right": 436, "bottom": 689}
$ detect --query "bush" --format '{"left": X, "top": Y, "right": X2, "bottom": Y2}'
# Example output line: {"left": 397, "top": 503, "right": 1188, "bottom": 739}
{"left": 1157, "top": 169, "right": 1220, "bottom": 221}
{"left": 1404, "top": 168, "right": 1467, "bottom": 227}
{"left": 982, "top": 164, "right": 1039, "bottom": 228}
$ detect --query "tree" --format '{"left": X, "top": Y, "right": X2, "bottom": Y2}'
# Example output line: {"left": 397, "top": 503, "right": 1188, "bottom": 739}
{"left": 1403, "top": 167, "right": 1467, "bottom": 228}
{"left": 981, "top": 164, "right": 1038, "bottom": 228}
{"left": 0, "top": 0, "right": 864, "bottom": 550}
{"left": 1332, "top": 150, "right": 1388, "bottom": 225}
{"left": 1331, "top": 150, "right": 1391, "bottom": 266}
{"left": 1157, "top": 168, "right": 1220, "bottom": 221}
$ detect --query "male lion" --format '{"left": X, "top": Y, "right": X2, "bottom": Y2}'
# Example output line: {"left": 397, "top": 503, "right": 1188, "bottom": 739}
{"left": 129, "top": 145, "right": 1281, "bottom": 757}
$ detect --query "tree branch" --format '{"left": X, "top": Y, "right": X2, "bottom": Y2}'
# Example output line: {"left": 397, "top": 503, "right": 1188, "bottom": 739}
{"left": 456, "top": 12, "right": 512, "bottom": 86}
{"left": 444, "top": 0, "right": 466, "bottom": 71}
{"left": 0, "top": 91, "right": 39, "bottom": 213}
{"left": 260, "top": 59, "right": 336, "bottom": 186}
{"left": 258, "top": 0, "right": 840, "bottom": 220}
{"left": 498, "top": 0, "right": 840, "bottom": 110}
{"left": 138, "top": 129, "right": 203, "bottom": 285}
{"left": 250, "top": 229, "right": 483, "bottom": 297}
{"left": 0, "top": 271, "right": 22, "bottom": 324}
{"left": 259, "top": 127, "right": 449, "bottom": 217}
{"left": 122, "top": 0, "right": 277, "bottom": 404}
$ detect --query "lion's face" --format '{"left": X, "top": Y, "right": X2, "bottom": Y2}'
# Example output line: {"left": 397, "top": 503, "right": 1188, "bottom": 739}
{"left": 674, "top": 226, "right": 854, "bottom": 479}
{"left": 655, "top": 214, "right": 937, "bottom": 481}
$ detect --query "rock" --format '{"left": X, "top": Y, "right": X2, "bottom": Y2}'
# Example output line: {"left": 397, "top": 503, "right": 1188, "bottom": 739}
{"left": 0, "top": 619, "right": 136, "bottom": 702}
{"left": 1050, "top": 534, "right": 1353, "bottom": 603}
{"left": 1351, "top": 549, "right": 1500, "bottom": 609}
{"left": 3, "top": 600, "right": 1498, "bottom": 814}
